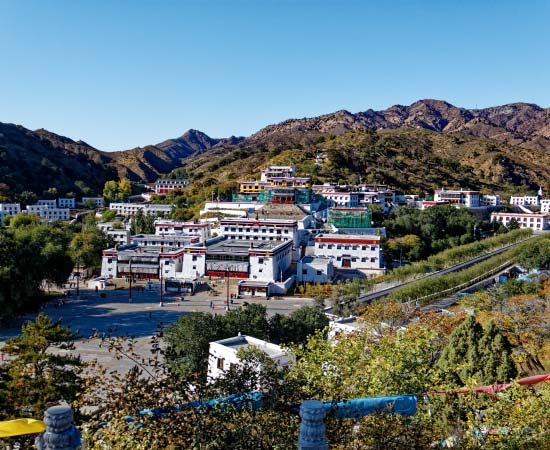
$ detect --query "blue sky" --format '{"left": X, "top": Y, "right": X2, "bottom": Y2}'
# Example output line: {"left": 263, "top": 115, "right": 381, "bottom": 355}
{"left": 0, "top": 0, "right": 549, "bottom": 151}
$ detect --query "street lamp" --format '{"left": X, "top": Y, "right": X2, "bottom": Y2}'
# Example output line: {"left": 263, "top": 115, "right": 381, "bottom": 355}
{"left": 76, "top": 258, "right": 81, "bottom": 300}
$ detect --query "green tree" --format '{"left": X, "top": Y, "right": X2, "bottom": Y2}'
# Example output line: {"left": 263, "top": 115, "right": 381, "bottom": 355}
{"left": 164, "top": 312, "right": 223, "bottom": 378}
{"left": 437, "top": 316, "right": 517, "bottom": 386}
{"left": 101, "top": 208, "right": 117, "bottom": 222}
{"left": 69, "top": 217, "right": 110, "bottom": 270}
{"left": 16, "top": 190, "right": 38, "bottom": 207}
{"left": 519, "top": 239, "right": 550, "bottom": 270}
{"left": 117, "top": 178, "right": 132, "bottom": 200}
{"left": 269, "top": 306, "right": 329, "bottom": 345}
{"left": 0, "top": 313, "right": 82, "bottom": 419}
{"left": 507, "top": 217, "right": 520, "bottom": 230}
{"left": 102, "top": 180, "right": 119, "bottom": 204}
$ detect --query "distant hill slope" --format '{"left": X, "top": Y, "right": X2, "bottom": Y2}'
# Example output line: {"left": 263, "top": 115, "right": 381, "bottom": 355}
{"left": 183, "top": 128, "right": 550, "bottom": 199}
{"left": 251, "top": 100, "right": 550, "bottom": 152}
{"left": 0, "top": 125, "right": 239, "bottom": 196}
{"left": 2, "top": 99, "right": 550, "bottom": 198}
{"left": 0, "top": 123, "right": 116, "bottom": 195}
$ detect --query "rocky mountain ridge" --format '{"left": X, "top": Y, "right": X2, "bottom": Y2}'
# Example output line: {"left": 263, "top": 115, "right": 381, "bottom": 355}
{"left": 251, "top": 100, "right": 550, "bottom": 151}
{"left": 2, "top": 99, "right": 550, "bottom": 197}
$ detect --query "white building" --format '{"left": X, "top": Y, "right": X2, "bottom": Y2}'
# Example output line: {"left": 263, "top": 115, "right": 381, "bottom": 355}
{"left": 319, "top": 191, "right": 360, "bottom": 208}
{"left": 313, "top": 233, "right": 384, "bottom": 275}
{"left": 260, "top": 165, "right": 296, "bottom": 182}
{"left": 154, "top": 178, "right": 189, "bottom": 194}
{"left": 207, "top": 334, "right": 292, "bottom": 382}
{"left": 154, "top": 220, "right": 211, "bottom": 242}
{"left": 180, "top": 237, "right": 293, "bottom": 283}
{"left": 297, "top": 256, "right": 334, "bottom": 283}
{"left": 509, "top": 195, "right": 540, "bottom": 206}
{"left": 131, "top": 234, "right": 200, "bottom": 248}
{"left": 540, "top": 199, "right": 550, "bottom": 213}
{"left": 490, "top": 212, "right": 550, "bottom": 231}
{"left": 57, "top": 198, "right": 76, "bottom": 208}
{"left": 219, "top": 218, "right": 299, "bottom": 252}
{"left": 200, "top": 201, "right": 265, "bottom": 217}
{"left": 480, "top": 194, "right": 501, "bottom": 206}
{"left": 109, "top": 202, "right": 173, "bottom": 216}
{"left": 0, "top": 203, "right": 21, "bottom": 216}
{"left": 328, "top": 316, "right": 368, "bottom": 340}
{"left": 41, "top": 207, "right": 71, "bottom": 221}
{"left": 106, "top": 229, "right": 130, "bottom": 245}
{"left": 37, "top": 199, "right": 57, "bottom": 208}
{"left": 434, "top": 189, "right": 480, "bottom": 207}
{"left": 82, "top": 197, "right": 104, "bottom": 208}
{"left": 26, "top": 204, "right": 70, "bottom": 221}
{"left": 100, "top": 244, "right": 187, "bottom": 280}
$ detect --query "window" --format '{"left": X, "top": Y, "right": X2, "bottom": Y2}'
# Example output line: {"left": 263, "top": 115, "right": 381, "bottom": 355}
{"left": 362, "top": 245, "right": 367, "bottom": 250}
{"left": 302, "top": 269, "right": 308, "bottom": 275}
{"left": 361, "top": 257, "right": 367, "bottom": 262}
{"left": 258, "top": 258, "right": 264, "bottom": 264}
{"left": 371, "top": 246, "right": 376, "bottom": 251}
{"left": 316, "top": 270, "right": 322, "bottom": 275}
{"left": 192, "top": 265, "right": 196, "bottom": 270}
{"left": 328, "top": 244, "right": 333, "bottom": 249}
{"left": 192, "top": 255, "right": 197, "bottom": 261}
{"left": 217, "top": 358, "right": 225, "bottom": 370}
{"left": 337, "top": 257, "right": 341, "bottom": 261}
{"left": 370, "top": 257, "right": 376, "bottom": 262}
{"left": 107, "top": 258, "right": 112, "bottom": 264}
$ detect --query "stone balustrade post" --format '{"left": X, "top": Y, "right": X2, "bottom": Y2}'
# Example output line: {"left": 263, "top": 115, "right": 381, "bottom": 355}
{"left": 35, "top": 405, "right": 81, "bottom": 450}
{"left": 298, "top": 399, "right": 328, "bottom": 450}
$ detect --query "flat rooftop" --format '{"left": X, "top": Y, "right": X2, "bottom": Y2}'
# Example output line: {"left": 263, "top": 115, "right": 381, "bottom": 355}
{"left": 207, "top": 239, "right": 283, "bottom": 254}
{"left": 215, "top": 335, "right": 285, "bottom": 357}
{"left": 258, "top": 204, "right": 310, "bottom": 220}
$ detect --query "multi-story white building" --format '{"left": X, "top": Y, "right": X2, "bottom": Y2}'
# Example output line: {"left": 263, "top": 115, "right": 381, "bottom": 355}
{"left": 0, "top": 203, "right": 21, "bottom": 216}
{"left": 480, "top": 194, "right": 501, "bottom": 206}
{"left": 109, "top": 202, "right": 173, "bottom": 216}
{"left": 82, "top": 197, "right": 104, "bottom": 208}
{"left": 490, "top": 212, "right": 550, "bottom": 231}
{"left": 106, "top": 229, "right": 130, "bottom": 245}
{"left": 37, "top": 199, "right": 57, "bottom": 208}
{"left": 219, "top": 218, "right": 299, "bottom": 246}
{"left": 509, "top": 195, "right": 540, "bottom": 206}
{"left": 207, "top": 334, "right": 292, "bottom": 383}
{"left": 434, "top": 189, "right": 480, "bottom": 207}
{"left": 57, "top": 198, "right": 76, "bottom": 208}
{"left": 154, "top": 220, "right": 211, "bottom": 242}
{"left": 131, "top": 234, "right": 200, "bottom": 248}
{"left": 540, "top": 199, "right": 550, "bottom": 213}
{"left": 100, "top": 244, "right": 187, "bottom": 280}
{"left": 154, "top": 178, "right": 190, "bottom": 194}
{"left": 180, "top": 237, "right": 293, "bottom": 283}
{"left": 260, "top": 165, "right": 296, "bottom": 182}
{"left": 26, "top": 205, "right": 70, "bottom": 221}
{"left": 313, "top": 233, "right": 384, "bottom": 275}
{"left": 297, "top": 256, "right": 334, "bottom": 283}
{"left": 319, "top": 191, "right": 360, "bottom": 208}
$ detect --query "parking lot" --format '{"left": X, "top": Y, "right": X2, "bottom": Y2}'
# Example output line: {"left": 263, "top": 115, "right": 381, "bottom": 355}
{"left": 0, "top": 279, "right": 312, "bottom": 374}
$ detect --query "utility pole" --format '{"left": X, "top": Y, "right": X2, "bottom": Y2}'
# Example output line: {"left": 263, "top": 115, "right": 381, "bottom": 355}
{"left": 128, "top": 257, "right": 132, "bottom": 303}
{"left": 76, "top": 258, "right": 80, "bottom": 300}
{"left": 159, "top": 264, "right": 164, "bottom": 307}
{"left": 226, "top": 266, "right": 230, "bottom": 311}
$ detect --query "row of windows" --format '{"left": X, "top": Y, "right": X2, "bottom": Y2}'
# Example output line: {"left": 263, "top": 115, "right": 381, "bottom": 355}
{"left": 227, "top": 235, "right": 287, "bottom": 242}
{"left": 317, "top": 244, "right": 377, "bottom": 251}
{"left": 226, "top": 227, "right": 291, "bottom": 234}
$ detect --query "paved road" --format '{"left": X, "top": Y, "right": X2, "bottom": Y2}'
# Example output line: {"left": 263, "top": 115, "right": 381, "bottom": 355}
{"left": 0, "top": 285, "right": 312, "bottom": 374}
{"left": 356, "top": 238, "right": 531, "bottom": 305}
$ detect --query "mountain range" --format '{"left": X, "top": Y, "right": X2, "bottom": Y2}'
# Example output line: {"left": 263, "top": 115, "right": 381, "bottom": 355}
{"left": 1, "top": 99, "right": 550, "bottom": 198}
